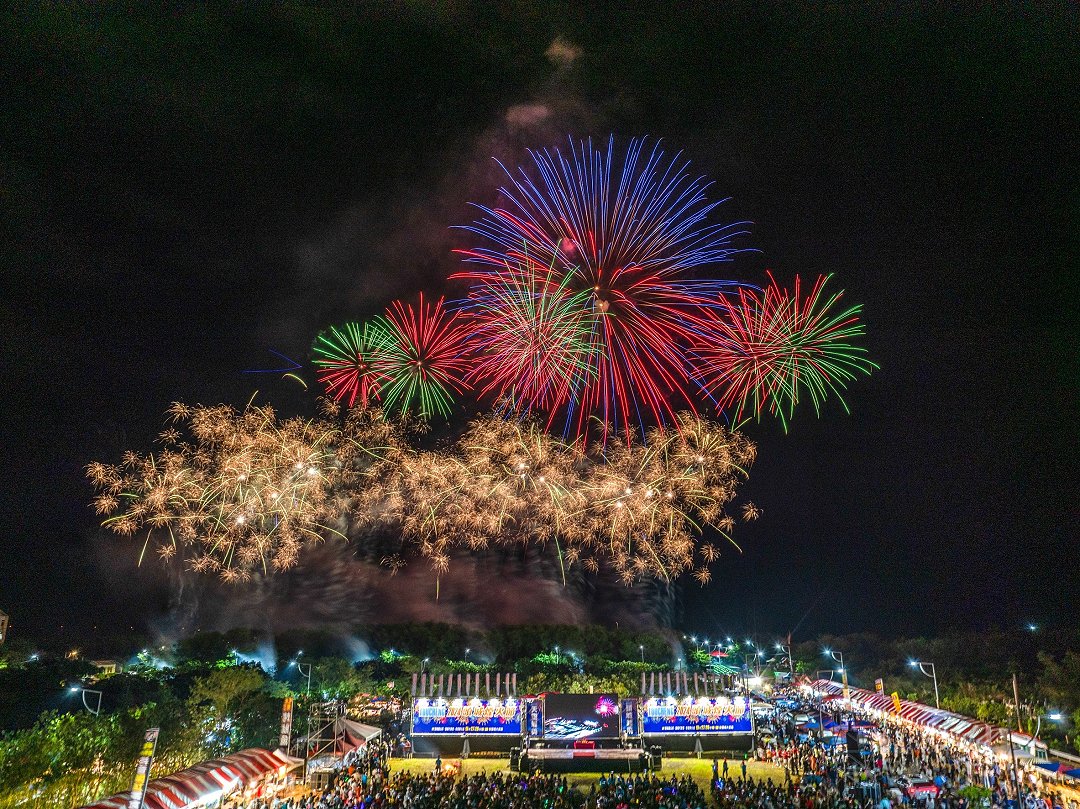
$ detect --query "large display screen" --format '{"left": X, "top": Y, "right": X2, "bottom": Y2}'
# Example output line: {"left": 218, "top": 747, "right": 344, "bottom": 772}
{"left": 411, "top": 698, "right": 522, "bottom": 735}
{"left": 543, "top": 694, "right": 620, "bottom": 740}
{"left": 642, "top": 696, "right": 753, "bottom": 734}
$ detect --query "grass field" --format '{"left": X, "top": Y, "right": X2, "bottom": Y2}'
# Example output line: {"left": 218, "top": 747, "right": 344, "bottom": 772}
{"left": 388, "top": 756, "right": 785, "bottom": 792}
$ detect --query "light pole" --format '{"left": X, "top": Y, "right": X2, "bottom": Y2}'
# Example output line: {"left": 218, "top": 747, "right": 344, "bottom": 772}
{"left": 464, "top": 648, "right": 470, "bottom": 663}
{"left": 639, "top": 645, "right": 645, "bottom": 664}
{"left": 824, "top": 648, "right": 848, "bottom": 698}
{"left": 742, "top": 652, "right": 763, "bottom": 695}
{"left": 909, "top": 660, "right": 940, "bottom": 709}
{"left": 776, "top": 642, "right": 795, "bottom": 678}
{"left": 1028, "top": 713, "right": 1064, "bottom": 756}
{"left": 554, "top": 645, "right": 560, "bottom": 665}
{"left": 70, "top": 685, "right": 102, "bottom": 716}
{"left": 291, "top": 656, "right": 313, "bottom": 695}
{"left": 290, "top": 653, "right": 313, "bottom": 784}
{"left": 421, "top": 657, "right": 430, "bottom": 675}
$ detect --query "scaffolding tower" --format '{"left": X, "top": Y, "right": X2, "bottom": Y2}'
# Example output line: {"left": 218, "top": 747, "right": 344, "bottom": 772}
{"left": 304, "top": 700, "right": 347, "bottom": 786}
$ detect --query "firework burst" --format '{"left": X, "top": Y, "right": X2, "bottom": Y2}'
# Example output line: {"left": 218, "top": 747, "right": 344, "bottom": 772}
{"left": 87, "top": 402, "right": 403, "bottom": 580}
{"left": 369, "top": 293, "right": 472, "bottom": 419}
{"left": 455, "top": 136, "right": 753, "bottom": 438}
{"left": 312, "top": 322, "right": 388, "bottom": 408}
{"left": 463, "top": 256, "right": 599, "bottom": 418}
{"left": 694, "top": 273, "right": 878, "bottom": 429}
{"left": 92, "top": 405, "right": 756, "bottom": 586}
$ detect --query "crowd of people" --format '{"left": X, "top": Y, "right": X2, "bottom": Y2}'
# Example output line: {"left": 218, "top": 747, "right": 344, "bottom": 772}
{"left": 240, "top": 767, "right": 709, "bottom": 809}
{"left": 232, "top": 687, "right": 1078, "bottom": 809}
{"left": 756, "top": 689, "right": 1078, "bottom": 809}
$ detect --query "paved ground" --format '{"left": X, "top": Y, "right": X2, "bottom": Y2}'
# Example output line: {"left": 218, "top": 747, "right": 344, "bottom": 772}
{"left": 388, "top": 756, "right": 786, "bottom": 792}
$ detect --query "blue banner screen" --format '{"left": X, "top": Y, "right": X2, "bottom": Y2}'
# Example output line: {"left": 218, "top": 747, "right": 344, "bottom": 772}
{"left": 411, "top": 698, "right": 522, "bottom": 735}
{"left": 642, "top": 697, "right": 753, "bottom": 734}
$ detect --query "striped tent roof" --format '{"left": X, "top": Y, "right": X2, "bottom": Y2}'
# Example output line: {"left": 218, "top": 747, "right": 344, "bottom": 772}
{"left": 808, "top": 679, "right": 1004, "bottom": 749}
{"left": 78, "top": 748, "right": 297, "bottom": 809}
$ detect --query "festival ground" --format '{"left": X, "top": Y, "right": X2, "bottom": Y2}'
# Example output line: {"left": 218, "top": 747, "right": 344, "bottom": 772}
{"left": 387, "top": 756, "right": 786, "bottom": 792}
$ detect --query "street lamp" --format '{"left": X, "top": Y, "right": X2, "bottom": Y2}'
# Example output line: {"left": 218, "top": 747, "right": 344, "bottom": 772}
{"left": 639, "top": 645, "right": 645, "bottom": 664}
{"left": 422, "top": 657, "right": 430, "bottom": 675}
{"left": 464, "top": 648, "right": 470, "bottom": 662}
{"left": 70, "top": 685, "right": 103, "bottom": 716}
{"left": 1028, "top": 712, "right": 1064, "bottom": 755}
{"left": 824, "top": 648, "right": 849, "bottom": 697}
{"left": 909, "top": 660, "right": 939, "bottom": 709}
{"left": 742, "top": 652, "right": 763, "bottom": 695}
{"left": 289, "top": 652, "right": 314, "bottom": 786}
{"left": 290, "top": 658, "right": 312, "bottom": 695}
{"left": 776, "top": 642, "right": 795, "bottom": 678}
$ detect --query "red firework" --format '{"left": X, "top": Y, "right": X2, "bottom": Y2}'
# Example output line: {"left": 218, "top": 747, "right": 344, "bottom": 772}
{"left": 312, "top": 322, "right": 387, "bottom": 408}
{"left": 370, "top": 293, "right": 474, "bottom": 418}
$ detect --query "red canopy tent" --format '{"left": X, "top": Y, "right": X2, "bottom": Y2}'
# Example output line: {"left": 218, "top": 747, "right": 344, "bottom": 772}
{"left": 78, "top": 748, "right": 299, "bottom": 809}
{"left": 807, "top": 679, "right": 1005, "bottom": 750}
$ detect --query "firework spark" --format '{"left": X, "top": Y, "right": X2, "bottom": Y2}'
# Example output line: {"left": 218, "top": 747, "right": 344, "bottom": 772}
{"left": 90, "top": 406, "right": 755, "bottom": 586}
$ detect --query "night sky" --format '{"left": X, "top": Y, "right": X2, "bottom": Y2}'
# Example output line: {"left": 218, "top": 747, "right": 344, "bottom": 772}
{"left": 2, "top": 4, "right": 1077, "bottom": 645}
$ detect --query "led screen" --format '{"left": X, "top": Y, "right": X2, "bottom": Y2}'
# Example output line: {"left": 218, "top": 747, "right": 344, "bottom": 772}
{"left": 542, "top": 693, "right": 620, "bottom": 740}
{"left": 411, "top": 698, "right": 522, "bottom": 735}
{"left": 642, "top": 696, "right": 753, "bottom": 734}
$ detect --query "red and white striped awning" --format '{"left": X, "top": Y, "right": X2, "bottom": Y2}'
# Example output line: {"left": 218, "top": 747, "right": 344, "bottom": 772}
{"left": 78, "top": 748, "right": 298, "bottom": 809}
{"left": 806, "top": 679, "right": 1007, "bottom": 750}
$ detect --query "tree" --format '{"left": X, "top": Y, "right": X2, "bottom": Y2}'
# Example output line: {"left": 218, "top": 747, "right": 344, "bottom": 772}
{"left": 186, "top": 667, "right": 267, "bottom": 755}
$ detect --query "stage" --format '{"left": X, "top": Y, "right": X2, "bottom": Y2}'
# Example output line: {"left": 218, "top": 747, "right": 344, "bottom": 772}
{"left": 518, "top": 747, "right": 651, "bottom": 773}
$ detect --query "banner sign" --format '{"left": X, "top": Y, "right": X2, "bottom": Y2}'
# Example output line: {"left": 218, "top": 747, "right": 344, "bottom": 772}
{"left": 279, "top": 697, "right": 294, "bottom": 749}
{"left": 128, "top": 727, "right": 160, "bottom": 809}
{"left": 621, "top": 699, "right": 640, "bottom": 736}
{"left": 527, "top": 699, "right": 543, "bottom": 737}
{"left": 642, "top": 696, "right": 753, "bottom": 735}
{"left": 891, "top": 692, "right": 902, "bottom": 714}
{"left": 411, "top": 698, "right": 522, "bottom": 735}
{"left": 875, "top": 678, "right": 884, "bottom": 694}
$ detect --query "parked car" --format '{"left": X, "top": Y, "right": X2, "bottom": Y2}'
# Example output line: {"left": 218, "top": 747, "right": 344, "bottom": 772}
{"left": 898, "top": 778, "right": 940, "bottom": 799}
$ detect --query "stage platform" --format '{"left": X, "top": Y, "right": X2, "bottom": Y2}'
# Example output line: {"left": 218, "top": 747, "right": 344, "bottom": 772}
{"left": 518, "top": 747, "right": 650, "bottom": 773}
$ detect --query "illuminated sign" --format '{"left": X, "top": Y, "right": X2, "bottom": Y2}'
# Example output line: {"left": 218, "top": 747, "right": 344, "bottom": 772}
{"left": 642, "top": 696, "right": 753, "bottom": 734}
{"left": 543, "top": 694, "right": 620, "bottom": 740}
{"left": 621, "top": 698, "right": 640, "bottom": 736}
{"left": 128, "top": 727, "right": 160, "bottom": 809}
{"left": 279, "top": 697, "right": 294, "bottom": 749}
{"left": 411, "top": 698, "right": 522, "bottom": 735}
